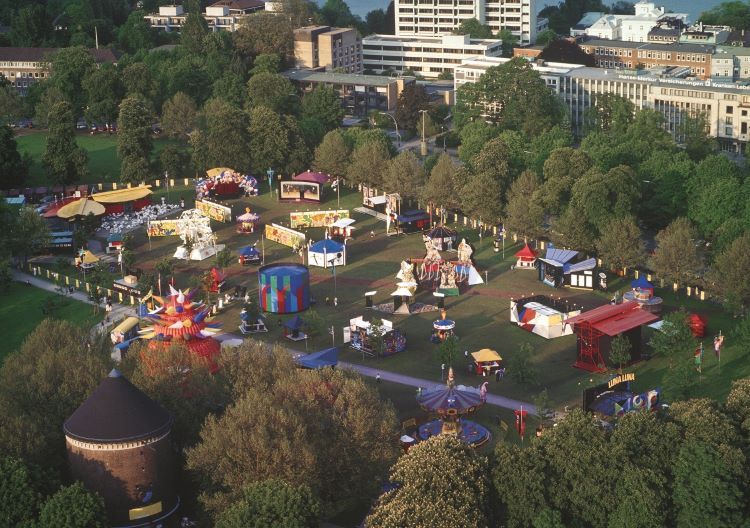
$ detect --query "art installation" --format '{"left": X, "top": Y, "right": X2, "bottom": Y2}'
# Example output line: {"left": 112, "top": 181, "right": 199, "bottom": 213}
{"left": 510, "top": 295, "right": 582, "bottom": 339}
{"left": 195, "top": 199, "right": 232, "bottom": 223}
{"left": 582, "top": 373, "right": 660, "bottom": 418}
{"left": 196, "top": 168, "right": 257, "bottom": 199}
{"left": 424, "top": 225, "right": 457, "bottom": 251}
{"left": 416, "top": 368, "right": 491, "bottom": 447}
{"left": 172, "top": 209, "right": 224, "bottom": 261}
{"left": 139, "top": 286, "right": 223, "bottom": 372}
{"left": 623, "top": 276, "right": 662, "bottom": 313}
{"left": 290, "top": 209, "right": 349, "bottom": 229}
{"left": 258, "top": 263, "right": 311, "bottom": 314}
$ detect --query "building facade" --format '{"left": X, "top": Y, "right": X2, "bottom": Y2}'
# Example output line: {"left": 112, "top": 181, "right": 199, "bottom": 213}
{"left": 579, "top": 39, "right": 713, "bottom": 80}
{"left": 294, "top": 26, "right": 363, "bottom": 74}
{"left": 0, "top": 47, "right": 118, "bottom": 95}
{"left": 583, "top": 1, "right": 687, "bottom": 42}
{"left": 144, "top": 0, "right": 264, "bottom": 33}
{"left": 394, "top": 0, "right": 537, "bottom": 46}
{"left": 362, "top": 33, "right": 503, "bottom": 78}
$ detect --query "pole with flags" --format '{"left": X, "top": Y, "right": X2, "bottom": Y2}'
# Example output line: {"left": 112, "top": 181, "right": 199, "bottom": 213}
{"left": 694, "top": 341, "right": 704, "bottom": 377}
{"left": 714, "top": 330, "right": 724, "bottom": 372}
{"left": 514, "top": 406, "right": 528, "bottom": 444}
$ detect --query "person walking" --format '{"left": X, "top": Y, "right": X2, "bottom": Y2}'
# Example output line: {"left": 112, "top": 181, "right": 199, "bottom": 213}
{"left": 105, "top": 300, "right": 113, "bottom": 322}
{"left": 376, "top": 373, "right": 381, "bottom": 383}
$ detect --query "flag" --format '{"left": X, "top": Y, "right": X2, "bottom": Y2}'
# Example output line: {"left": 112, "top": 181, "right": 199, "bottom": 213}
{"left": 714, "top": 333, "right": 724, "bottom": 359}
{"left": 514, "top": 408, "right": 528, "bottom": 440}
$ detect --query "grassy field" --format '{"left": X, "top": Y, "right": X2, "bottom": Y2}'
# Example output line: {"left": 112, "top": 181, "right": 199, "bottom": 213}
{"left": 100, "top": 183, "right": 744, "bottom": 417}
{"left": 15, "top": 131, "right": 179, "bottom": 185}
{"left": 0, "top": 281, "right": 102, "bottom": 363}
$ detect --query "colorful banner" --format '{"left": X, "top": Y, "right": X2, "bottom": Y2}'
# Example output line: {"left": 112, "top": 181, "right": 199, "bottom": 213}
{"left": 147, "top": 219, "right": 180, "bottom": 237}
{"left": 196, "top": 199, "right": 232, "bottom": 223}
{"left": 265, "top": 223, "right": 306, "bottom": 248}
{"left": 289, "top": 209, "right": 349, "bottom": 229}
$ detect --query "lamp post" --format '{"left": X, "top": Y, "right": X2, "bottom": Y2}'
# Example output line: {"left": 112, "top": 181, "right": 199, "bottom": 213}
{"left": 376, "top": 112, "right": 401, "bottom": 147}
{"left": 419, "top": 109, "right": 428, "bottom": 156}
{"left": 266, "top": 168, "right": 275, "bottom": 195}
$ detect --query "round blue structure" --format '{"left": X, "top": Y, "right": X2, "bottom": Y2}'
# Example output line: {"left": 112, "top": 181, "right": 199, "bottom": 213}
{"left": 258, "top": 263, "right": 310, "bottom": 314}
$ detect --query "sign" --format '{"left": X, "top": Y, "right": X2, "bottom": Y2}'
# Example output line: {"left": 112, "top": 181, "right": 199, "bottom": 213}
{"left": 147, "top": 219, "right": 180, "bottom": 237}
{"left": 608, "top": 372, "right": 635, "bottom": 389}
{"left": 196, "top": 199, "right": 232, "bottom": 223}
{"left": 265, "top": 223, "right": 305, "bottom": 248}
{"left": 290, "top": 209, "right": 349, "bottom": 229}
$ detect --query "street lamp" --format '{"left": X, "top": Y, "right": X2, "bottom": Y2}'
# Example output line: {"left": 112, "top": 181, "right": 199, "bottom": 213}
{"left": 419, "top": 109, "right": 429, "bottom": 156}
{"left": 376, "top": 112, "right": 401, "bottom": 147}
{"left": 266, "top": 168, "right": 275, "bottom": 195}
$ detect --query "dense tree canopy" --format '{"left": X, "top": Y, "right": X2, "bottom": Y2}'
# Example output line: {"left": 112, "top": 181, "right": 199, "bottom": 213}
{"left": 43, "top": 100, "right": 89, "bottom": 185}
{"left": 216, "top": 480, "right": 320, "bottom": 528}
{"left": 117, "top": 95, "right": 154, "bottom": 183}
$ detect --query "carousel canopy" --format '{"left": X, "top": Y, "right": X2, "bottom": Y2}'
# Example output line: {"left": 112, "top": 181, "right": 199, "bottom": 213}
{"left": 206, "top": 167, "right": 233, "bottom": 177}
{"left": 57, "top": 197, "right": 106, "bottom": 219}
{"left": 43, "top": 197, "right": 78, "bottom": 218}
{"left": 293, "top": 171, "right": 329, "bottom": 185}
{"left": 284, "top": 315, "right": 305, "bottom": 330}
{"left": 236, "top": 211, "right": 260, "bottom": 222}
{"left": 417, "top": 385, "right": 483, "bottom": 413}
{"left": 90, "top": 186, "right": 152, "bottom": 204}
{"left": 515, "top": 243, "right": 537, "bottom": 259}
{"left": 426, "top": 225, "right": 456, "bottom": 239}
{"left": 297, "top": 347, "right": 338, "bottom": 369}
{"left": 471, "top": 348, "right": 502, "bottom": 363}
{"left": 310, "top": 239, "right": 345, "bottom": 254}
{"left": 631, "top": 276, "right": 654, "bottom": 290}
{"left": 239, "top": 246, "right": 260, "bottom": 258}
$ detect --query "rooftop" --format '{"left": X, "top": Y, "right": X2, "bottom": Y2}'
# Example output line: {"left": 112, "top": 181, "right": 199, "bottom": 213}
{"left": 566, "top": 301, "right": 659, "bottom": 336}
{"left": 284, "top": 69, "right": 414, "bottom": 87}
{"left": 580, "top": 38, "right": 714, "bottom": 54}
{"left": 0, "top": 47, "right": 120, "bottom": 63}
{"left": 209, "top": 0, "right": 265, "bottom": 10}
{"left": 363, "top": 33, "right": 502, "bottom": 47}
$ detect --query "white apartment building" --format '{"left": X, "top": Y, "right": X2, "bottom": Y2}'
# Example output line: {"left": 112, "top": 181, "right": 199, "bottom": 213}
{"left": 712, "top": 46, "right": 750, "bottom": 81}
{"left": 394, "top": 0, "right": 538, "bottom": 46}
{"left": 455, "top": 56, "right": 750, "bottom": 153}
{"left": 584, "top": 1, "right": 687, "bottom": 42}
{"left": 455, "top": 56, "right": 583, "bottom": 92}
{"left": 144, "top": 0, "right": 265, "bottom": 32}
{"left": 362, "top": 33, "right": 503, "bottom": 78}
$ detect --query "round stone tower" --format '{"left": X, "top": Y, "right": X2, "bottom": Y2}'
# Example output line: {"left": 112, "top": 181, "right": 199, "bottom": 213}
{"left": 64, "top": 369, "right": 179, "bottom": 527}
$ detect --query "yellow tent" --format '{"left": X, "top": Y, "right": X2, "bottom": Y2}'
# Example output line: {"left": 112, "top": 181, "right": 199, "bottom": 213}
{"left": 80, "top": 250, "right": 100, "bottom": 266}
{"left": 206, "top": 167, "right": 233, "bottom": 178}
{"left": 57, "top": 197, "right": 106, "bottom": 219}
{"left": 90, "top": 186, "right": 152, "bottom": 204}
{"left": 471, "top": 349, "right": 502, "bottom": 363}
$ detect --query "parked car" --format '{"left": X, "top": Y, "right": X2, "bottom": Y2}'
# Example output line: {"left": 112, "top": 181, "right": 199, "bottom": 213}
{"left": 76, "top": 119, "right": 88, "bottom": 129}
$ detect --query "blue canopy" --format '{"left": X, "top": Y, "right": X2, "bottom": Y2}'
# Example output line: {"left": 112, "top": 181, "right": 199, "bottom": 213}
{"left": 239, "top": 246, "right": 260, "bottom": 258}
{"left": 543, "top": 248, "right": 579, "bottom": 266}
{"left": 631, "top": 276, "right": 654, "bottom": 290}
{"left": 284, "top": 314, "right": 305, "bottom": 330}
{"left": 309, "top": 239, "right": 344, "bottom": 254}
{"left": 296, "top": 347, "right": 338, "bottom": 369}
{"left": 566, "top": 257, "right": 596, "bottom": 274}
{"left": 397, "top": 210, "right": 429, "bottom": 223}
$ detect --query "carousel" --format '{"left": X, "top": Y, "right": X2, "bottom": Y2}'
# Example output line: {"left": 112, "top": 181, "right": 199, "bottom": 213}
{"left": 417, "top": 368, "right": 491, "bottom": 447}
{"left": 424, "top": 225, "right": 457, "bottom": 251}
{"left": 197, "top": 168, "right": 258, "bottom": 199}
{"left": 412, "top": 238, "right": 484, "bottom": 294}
{"left": 432, "top": 308, "right": 456, "bottom": 342}
{"left": 236, "top": 208, "right": 260, "bottom": 234}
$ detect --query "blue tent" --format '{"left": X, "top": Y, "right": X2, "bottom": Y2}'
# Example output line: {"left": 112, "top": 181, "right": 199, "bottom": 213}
{"left": 239, "top": 245, "right": 260, "bottom": 258}
{"left": 631, "top": 275, "right": 654, "bottom": 291}
{"left": 283, "top": 314, "right": 305, "bottom": 330}
{"left": 296, "top": 347, "right": 338, "bottom": 369}
{"left": 309, "top": 239, "right": 344, "bottom": 254}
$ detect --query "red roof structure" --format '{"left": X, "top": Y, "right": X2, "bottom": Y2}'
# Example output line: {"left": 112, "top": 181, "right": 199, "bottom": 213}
{"left": 293, "top": 171, "right": 329, "bottom": 185}
{"left": 566, "top": 301, "right": 659, "bottom": 372}
{"left": 514, "top": 243, "right": 537, "bottom": 261}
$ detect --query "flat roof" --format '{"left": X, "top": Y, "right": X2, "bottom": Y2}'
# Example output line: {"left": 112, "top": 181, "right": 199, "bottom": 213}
{"left": 284, "top": 69, "right": 414, "bottom": 86}
{"left": 457, "top": 56, "right": 584, "bottom": 74}
{"left": 580, "top": 38, "right": 714, "bottom": 54}
{"left": 566, "top": 301, "right": 659, "bottom": 336}
{"left": 364, "top": 33, "right": 501, "bottom": 46}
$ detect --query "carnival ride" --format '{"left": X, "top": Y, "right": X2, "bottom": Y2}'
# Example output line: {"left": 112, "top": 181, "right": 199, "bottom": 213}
{"left": 411, "top": 238, "right": 483, "bottom": 293}
{"left": 416, "top": 368, "right": 491, "bottom": 447}
{"left": 346, "top": 316, "right": 406, "bottom": 357}
{"left": 236, "top": 208, "right": 260, "bottom": 234}
{"left": 238, "top": 244, "right": 261, "bottom": 265}
{"left": 432, "top": 308, "right": 456, "bottom": 342}
{"left": 197, "top": 168, "right": 257, "bottom": 199}
{"left": 138, "top": 286, "right": 223, "bottom": 372}
{"left": 173, "top": 209, "right": 224, "bottom": 261}
{"left": 623, "top": 276, "right": 662, "bottom": 313}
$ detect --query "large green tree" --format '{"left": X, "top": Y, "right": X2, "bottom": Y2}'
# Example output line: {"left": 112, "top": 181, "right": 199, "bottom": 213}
{"left": 246, "top": 73, "right": 298, "bottom": 114}
{"left": 234, "top": 14, "right": 294, "bottom": 66}
{"left": 192, "top": 98, "right": 252, "bottom": 173}
{"left": 37, "top": 482, "right": 107, "bottom": 528}
{"left": 117, "top": 95, "right": 154, "bottom": 184}
{"left": 504, "top": 169, "right": 544, "bottom": 241}
{"left": 82, "top": 64, "right": 123, "bottom": 125}
{"left": 161, "top": 91, "right": 197, "bottom": 142}
{"left": 366, "top": 435, "right": 491, "bottom": 528}
{"left": 453, "top": 17, "right": 493, "bottom": 38}
{"left": 301, "top": 85, "right": 344, "bottom": 133}
{"left": 248, "top": 105, "right": 309, "bottom": 174}
{"left": 568, "top": 165, "right": 640, "bottom": 233}
{"left": 48, "top": 47, "right": 96, "bottom": 117}
{"left": 707, "top": 233, "right": 750, "bottom": 314}
{"left": 9, "top": 5, "right": 53, "bottom": 47}
{"left": 595, "top": 216, "right": 644, "bottom": 272}
{"left": 346, "top": 140, "right": 390, "bottom": 187}
{"left": 11, "top": 206, "right": 50, "bottom": 266}
{"left": 458, "top": 121, "right": 501, "bottom": 166}
{"left": 538, "top": 147, "right": 593, "bottom": 215}
{"left": 422, "top": 152, "right": 460, "bottom": 211}
{"left": 43, "top": 100, "right": 89, "bottom": 185}
{"left": 117, "top": 10, "right": 157, "bottom": 53}
{"left": 313, "top": 129, "right": 351, "bottom": 179}
{"left": 0, "top": 124, "right": 29, "bottom": 189}
{"left": 181, "top": 12, "right": 210, "bottom": 54}
{"left": 650, "top": 217, "right": 702, "bottom": 287}
{"left": 460, "top": 170, "right": 504, "bottom": 223}
{"left": 382, "top": 150, "right": 426, "bottom": 200}
{"left": 394, "top": 84, "right": 430, "bottom": 134}
{"left": 0, "top": 457, "right": 45, "bottom": 528}
{"left": 216, "top": 480, "right": 320, "bottom": 528}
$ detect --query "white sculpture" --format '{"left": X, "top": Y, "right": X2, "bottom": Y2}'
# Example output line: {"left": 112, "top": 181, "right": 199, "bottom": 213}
{"left": 457, "top": 238, "right": 473, "bottom": 263}
{"left": 173, "top": 209, "right": 225, "bottom": 261}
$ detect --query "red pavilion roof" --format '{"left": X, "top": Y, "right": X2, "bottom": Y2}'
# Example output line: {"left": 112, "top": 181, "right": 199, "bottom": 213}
{"left": 565, "top": 301, "right": 659, "bottom": 336}
{"left": 515, "top": 243, "right": 537, "bottom": 260}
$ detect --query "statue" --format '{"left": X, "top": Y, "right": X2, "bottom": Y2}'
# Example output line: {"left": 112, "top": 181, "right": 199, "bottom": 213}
{"left": 424, "top": 239, "right": 442, "bottom": 263}
{"left": 397, "top": 260, "right": 416, "bottom": 284}
{"left": 480, "top": 381, "right": 489, "bottom": 402}
{"left": 457, "top": 238, "right": 473, "bottom": 263}
{"left": 439, "top": 261, "right": 457, "bottom": 290}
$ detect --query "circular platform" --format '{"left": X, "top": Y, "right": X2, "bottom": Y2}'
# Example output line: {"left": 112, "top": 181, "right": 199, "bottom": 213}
{"left": 418, "top": 418, "right": 491, "bottom": 447}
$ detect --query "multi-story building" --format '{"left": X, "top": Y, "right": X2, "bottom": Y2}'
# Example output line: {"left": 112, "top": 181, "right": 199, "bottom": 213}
{"left": 362, "top": 33, "right": 503, "bottom": 78}
{"left": 712, "top": 46, "right": 750, "bottom": 81}
{"left": 144, "top": 0, "right": 264, "bottom": 33}
{"left": 579, "top": 39, "right": 713, "bottom": 80}
{"left": 294, "top": 26, "right": 363, "bottom": 74}
{"left": 283, "top": 69, "right": 414, "bottom": 115}
{"left": 583, "top": 1, "right": 687, "bottom": 42}
{"left": 455, "top": 55, "right": 750, "bottom": 153}
{"left": 0, "top": 47, "right": 119, "bottom": 95}
{"left": 394, "top": 0, "right": 537, "bottom": 46}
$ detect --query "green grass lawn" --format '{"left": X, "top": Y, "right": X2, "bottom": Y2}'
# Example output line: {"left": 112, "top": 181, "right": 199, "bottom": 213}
{"left": 0, "top": 281, "right": 102, "bottom": 363}
{"left": 16, "top": 131, "right": 179, "bottom": 186}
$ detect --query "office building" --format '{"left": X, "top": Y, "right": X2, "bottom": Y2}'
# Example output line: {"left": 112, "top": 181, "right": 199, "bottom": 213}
{"left": 582, "top": 1, "right": 687, "bottom": 42}
{"left": 294, "top": 26, "right": 363, "bottom": 74}
{"left": 144, "top": 0, "right": 265, "bottom": 33}
{"left": 362, "top": 33, "right": 503, "bottom": 78}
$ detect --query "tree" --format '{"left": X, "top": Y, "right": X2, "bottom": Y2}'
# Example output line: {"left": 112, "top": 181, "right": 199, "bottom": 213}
{"left": 216, "top": 480, "right": 320, "bottom": 528}
{"left": 394, "top": 83, "right": 430, "bottom": 134}
{"left": 687, "top": 156, "right": 745, "bottom": 240}
{"left": 212, "top": 72, "right": 247, "bottom": 108}
{"left": 250, "top": 53, "right": 281, "bottom": 75}
{"left": 458, "top": 121, "right": 501, "bottom": 165}
{"left": 48, "top": 47, "right": 96, "bottom": 118}
{"left": 313, "top": 130, "right": 351, "bottom": 179}
{"left": 117, "top": 10, "right": 157, "bottom": 53}
{"left": 609, "top": 334, "right": 632, "bottom": 374}
{"left": 382, "top": 150, "right": 426, "bottom": 200}
{"left": 118, "top": 95, "right": 154, "bottom": 184}
{"left": 181, "top": 12, "right": 209, "bottom": 54}
{"left": 540, "top": 39, "right": 596, "bottom": 66}
{"left": 319, "top": 0, "right": 361, "bottom": 29}
{"left": 422, "top": 153, "right": 459, "bottom": 211}
{"left": 648, "top": 310, "right": 695, "bottom": 369}
{"left": 368, "top": 317, "right": 386, "bottom": 357}
{"left": 234, "top": 13, "right": 294, "bottom": 64}
{"left": 539, "top": 147, "right": 593, "bottom": 215}
{"left": 638, "top": 150, "right": 693, "bottom": 229}
{"left": 700, "top": 2, "right": 750, "bottom": 29}
{"left": 121, "top": 62, "right": 158, "bottom": 102}
{"left": 650, "top": 217, "right": 702, "bottom": 287}
{"left": 10, "top": 5, "right": 52, "bottom": 47}
{"left": 508, "top": 342, "right": 538, "bottom": 385}
{"left": 707, "top": 233, "right": 750, "bottom": 314}
{"left": 551, "top": 203, "right": 598, "bottom": 253}
{"left": 460, "top": 171, "right": 504, "bottom": 224}
{"left": 569, "top": 165, "right": 640, "bottom": 233}
{"left": 365, "top": 435, "right": 491, "bottom": 528}
{"left": 193, "top": 98, "right": 252, "bottom": 173}
{"left": 248, "top": 105, "right": 309, "bottom": 174}
{"left": 187, "top": 348, "right": 398, "bottom": 516}
{"left": 504, "top": 170, "right": 544, "bottom": 241}
{"left": 536, "top": 29, "right": 559, "bottom": 46}
{"left": 436, "top": 335, "right": 459, "bottom": 368}
{"left": 608, "top": 465, "right": 667, "bottom": 528}
{"left": 11, "top": 206, "right": 50, "bottom": 266}
{"left": 37, "top": 482, "right": 107, "bottom": 528}
{"left": 493, "top": 442, "right": 549, "bottom": 526}
{"left": 0, "top": 320, "right": 109, "bottom": 472}
{"left": 0, "top": 457, "right": 44, "bottom": 528}
{"left": 0, "top": 75, "right": 21, "bottom": 126}
{"left": 455, "top": 57, "right": 565, "bottom": 135}
{"left": 43, "top": 101, "right": 89, "bottom": 185}
{"left": 583, "top": 93, "right": 635, "bottom": 136}
{"left": 496, "top": 28, "right": 519, "bottom": 57}
{"left": 0, "top": 124, "right": 29, "bottom": 189}
{"left": 216, "top": 246, "right": 234, "bottom": 271}
{"left": 595, "top": 216, "right": 644, "bottom": 272}
{"left": 82, "top": 65, "right": 123, "bottom": 125}
{"left": 679, "top": 112, "right": 717, "bottom": 161}
{"left": 346, "top": 140, "right": 390, "bottom": 187}
{"left": 301, "top": 85, "right": 344, "bottom": 133}
{"left": 161, "top": 92, "right": 197, "bottom": 141}
{"left": 160, "top": 144, "right": 190, "bottom": 181}
{"left": 154, "top": 257, "right": 174, "bottom": 294}
{"left": 246, "top": 73, "right": 298, "bottom": 115}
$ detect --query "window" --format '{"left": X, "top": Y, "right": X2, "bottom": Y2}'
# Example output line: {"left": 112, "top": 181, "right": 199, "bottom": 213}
{"left": 727, "top": 106, "right": 734, "bottom": 114}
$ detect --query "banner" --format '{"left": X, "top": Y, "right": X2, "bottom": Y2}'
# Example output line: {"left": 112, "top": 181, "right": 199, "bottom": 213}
{"left": 147, "top": 219, "right": 180, "bottom": 237}
{"left": 289, "top": 209, "right": 349, "bottom": 229}
{"left": 196, "top": 199, "right": 232, "bottom": 223}
{"left": 265, "top": 223, "right": 305, "bottom": 248}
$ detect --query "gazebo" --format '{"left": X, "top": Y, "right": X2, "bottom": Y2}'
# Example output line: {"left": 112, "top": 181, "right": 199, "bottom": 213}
{"left": 514, "top": 243, "right": 537, "bottom": 269}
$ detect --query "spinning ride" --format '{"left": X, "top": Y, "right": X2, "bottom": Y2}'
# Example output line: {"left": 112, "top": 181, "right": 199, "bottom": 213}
{"left": 198, "top": 168, "right": 257, "bottom": 199}
{"left": 417, "top": 368, "right": 491, "bottom": 447}
{"left": 173, "top": 209, "right": 224, "bottom": 261}
{"left": 412, "top": 238, "right": 483, "bottom": 291}
{"left": 236, "top": 208, "right": 260, "bottom": 234}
